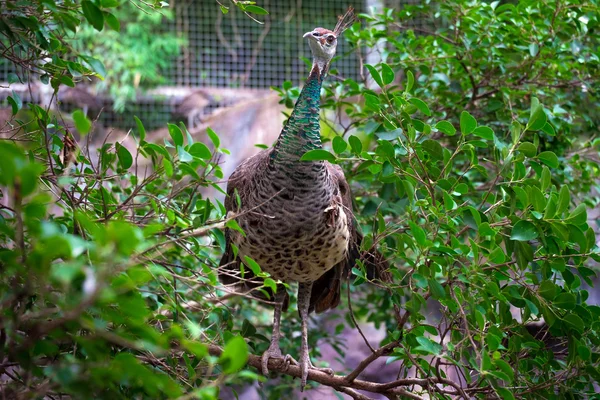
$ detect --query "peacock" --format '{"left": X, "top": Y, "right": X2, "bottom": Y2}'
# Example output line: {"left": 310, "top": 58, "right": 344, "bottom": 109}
{"left": 219, "top": 8, "right": 382, "bottom": 390}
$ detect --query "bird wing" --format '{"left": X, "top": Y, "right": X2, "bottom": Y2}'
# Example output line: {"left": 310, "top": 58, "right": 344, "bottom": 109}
{"left": 218, "top": 150, "right": 266, "bottom": 287}
{"left": 218, "top": 149, "right": 290, "bottom": 310}
{"left": 309, "top": 162, "right": 390, "bottom": 314}
{"left": 308, "top": 163, "right": 357, "bottom": 313}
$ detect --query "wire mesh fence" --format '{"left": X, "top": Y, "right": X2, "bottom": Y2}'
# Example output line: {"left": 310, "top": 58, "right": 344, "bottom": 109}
{"left": 171, "top": 0, "right": 364, "bottom": 88}
{"left": 0, "top": 0, "right": 428, "bottom": 131}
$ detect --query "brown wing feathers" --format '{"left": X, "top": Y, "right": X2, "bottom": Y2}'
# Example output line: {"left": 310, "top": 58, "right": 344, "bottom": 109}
{"left": 219, "top": 151, "right": 388, "bottom": 315}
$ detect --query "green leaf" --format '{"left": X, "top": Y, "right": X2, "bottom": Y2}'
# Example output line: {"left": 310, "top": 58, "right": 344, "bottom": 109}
{"left": 544, "top": 195, "right": 557, "bottom": 219}
{"left": 72, "top": 110, "right": 91, "bottom": 135}
{"left": 168, "top": 123, "right": 184, "bottom": 147}
{"left": 405, "top": 70, "right": 414, "bottom": 92}
{"left": 376, "top": 129, "right": 403, "bottom": 141}
{"left": 348, "top": 135, "right": 362, "bottom": 154}
{"left": 225, "top": 219, "right": 245, "bottom": 237}
{"left": 180, "top": 163, "right": 201, "bottom": 180}
{"left": 183, "top": 340, "right": 207, "bottom": 358}
{"left": 443, "top": 191, "right": 457, "bottom": 211}
{"left": 364, "top": 93, "right": 380, "bottom": 111}
{"left": 189, "top": 143, "right": 212, "bottom": 160}
{"left": 60, "top": 76, "right": 75, "bottom": 87}
{"left": 162, "top": 158, "right": 173, "bottom": 177}
{"left": 554, "top": 292, "right": 576, "bottom": 310}
{"left": 81, "top": 55, "right": 106, "bottom": 78}
{"left": 104, "top": 11, "right": 120, "bottom": 31}
{"left": 7, "top": 91, "right": 22, "bottom": 115}
{"left": 408, "top": 222, "right": 426, "bottom": 247}
{"left": 365, "top": 64, "right": 383, "bottom": 88}
{"left": 207, "top": 127, "right": 220, "bottom": 148}
{"left": 415, "top": 336, "right": 442, "bottom": 355}
{"left": 536, "top": 151, "right": 558, "bottom": 168}
{"left": 460, "top": 111, "right": 477, "bottom": 135}
{"left": 264, "top": 278, "right": 277, "bottom": 292}
{"left": 493, "top": 359, "right": 514, "bottom": 382}
{"left": 243, "top": 256, "right": 262, "bottom": 275}
{"left": 134, "top": 116, "right": 146, "bottom": 141}
{"left": 412, "top": 273, "right": 428, "bottom": 289}
{"left": 539, "top": 281, "right": 557, "bottom": 300}
{"left": 409, "top": 98, "right": 431, "bottom": 116}
{"left": 435, "top": 120, "right": 456, "bottom": 136}
{"left": 540, "top": 166, "right": 551, "bottom": 191}
{"left": 473, "top": 126, "right": 494, "bottom": 140}
{"left": 565, "top": 204, "right": 587, "bottom": 226}
{"left": 143, "top": 142, "right": 170, "bottom": 160}
{"left": 219, "top": 336, "right": 248, "bottom": 373}
{"left": 381, "top": 63, "right": 394, "bottom": 85}
{"left": 527, "top": 97, "right": 547, "bottom": 131}
{"left": 81, "top": 0, "right": 104, "bottom": 31}
{"left": 300, "top": 149, "right": 336, "bottom": 162}
{"left": 541, "top": 122, "right": 556, "bottom": 136}
{"left": 496, "top": 388, "right": 516, "bottom": 400}
{"left": 7, "top": 73, "right": 19, "bottom": 84}
{"left": 517, "top": 142, "right": 537, "bottom": 157}
{"left": 578, "top": 344, "right": 591, "bottom": 361}
{"left": 115, "top": 142, "right": 133, "bottom": 170}
{"left": 244, "top": 5, "right": 269, "bottom": 15}
{"left": 100, "top": 0, "right": 119, "bottom": 7}
{"left": 564, "top": 314, "right": 584, "bottom": 332}
{"left": 513, "top": 186, "right": 529, "bottom": 208}
{"left": 177, "top": 146, "right": 193, "bottom": 163}
{"left": 478, "top": 222, "right": 495, "bottom": 237}
{"left": 529, "top": 43, "right": 539, "bottom": 57}
{"left": 510, "top": 220, "right": 538, "bottom": 241}
{"left": 422, "top": 139, "right": 443, "bottom": 160}
{"left": 556, "top": 185, "right": 570, "bottom": 215}
{"left": 428, "top": 279, "right": 446, "bottom": 299}
{"left": 529, "top": 186, "right": 546, "bottom": 212}
{"left": 332, "top": 136, "right": 347, "bottom": 154}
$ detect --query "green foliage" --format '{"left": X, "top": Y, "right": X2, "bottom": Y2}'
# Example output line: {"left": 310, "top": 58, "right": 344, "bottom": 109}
{"left": 1, "top": 0, "right": 600, "bottom": 399}
{"left": 71, "top": 1, "right": 185, "bottom": 111}
{"left": 1, "top": 0, "right": 108, "bottom": 87}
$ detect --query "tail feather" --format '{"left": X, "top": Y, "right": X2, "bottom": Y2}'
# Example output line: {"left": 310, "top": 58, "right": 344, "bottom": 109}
{"left": 308, "top": 232, "right": 390, "bottom": 314}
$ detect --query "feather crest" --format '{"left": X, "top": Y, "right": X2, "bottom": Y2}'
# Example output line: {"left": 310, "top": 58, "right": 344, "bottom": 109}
{"left": 333, "top": 7, "right": 357, "bottom": 37}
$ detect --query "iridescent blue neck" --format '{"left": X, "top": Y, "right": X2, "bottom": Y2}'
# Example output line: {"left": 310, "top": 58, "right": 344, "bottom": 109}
{"left": 270, "top": 64, "right": 325, "bottom": 165}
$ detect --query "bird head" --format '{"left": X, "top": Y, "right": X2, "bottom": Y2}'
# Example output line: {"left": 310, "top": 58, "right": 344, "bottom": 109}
{"left": 303, "top": 28, "right": 338, "bottom": 66}
{"left": 303, "top": 7, "right": 356, "bottom": 75}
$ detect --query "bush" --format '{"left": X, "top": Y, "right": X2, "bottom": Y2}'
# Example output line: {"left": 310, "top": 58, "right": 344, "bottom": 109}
{"left": 1, "top": 0, "right": 599, "bottom": 399}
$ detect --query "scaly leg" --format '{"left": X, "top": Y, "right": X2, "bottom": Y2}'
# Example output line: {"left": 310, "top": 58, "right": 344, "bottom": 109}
{"left": 297, "top": 282, "right": 334, "bottom": 391}
{"left": 261, "top": 289, "right": 289, "bottom": 375}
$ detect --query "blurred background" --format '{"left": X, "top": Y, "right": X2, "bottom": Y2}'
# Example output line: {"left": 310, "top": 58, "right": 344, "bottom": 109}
{"left": 1, "top": 0, "right": 420, "bottom": 132}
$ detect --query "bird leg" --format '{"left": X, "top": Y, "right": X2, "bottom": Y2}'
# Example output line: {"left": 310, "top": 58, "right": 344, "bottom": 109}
{"left": 297, "top": 282, "right": 334, "bottom": 391}
{"left": 261, "top": 289, "right": 291, "bottom": 375}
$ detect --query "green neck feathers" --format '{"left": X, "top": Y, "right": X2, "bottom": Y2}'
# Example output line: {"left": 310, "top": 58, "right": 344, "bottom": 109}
{"left": 271, "top": 64, "right": 325, "bottom": 164}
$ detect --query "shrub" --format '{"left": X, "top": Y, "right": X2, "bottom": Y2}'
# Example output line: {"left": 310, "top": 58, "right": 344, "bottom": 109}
{"left": 1, "top": 0, "right": 599, "bottom": 399}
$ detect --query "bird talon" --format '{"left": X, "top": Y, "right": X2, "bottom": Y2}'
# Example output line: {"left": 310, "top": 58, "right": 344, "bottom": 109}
{"left": 261, "top": 346, "right": 283, "bottom": 376}
{"left": 312, "top": 365, "right": 334, "bottom": 376}
{"left": 282, "top": 354, "right": 297, "bottom": 372}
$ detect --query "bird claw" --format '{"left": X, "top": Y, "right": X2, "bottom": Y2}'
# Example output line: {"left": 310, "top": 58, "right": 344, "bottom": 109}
{"left": 312, "top": 364, "right": 334, "bottom": 376}
{"left": 261, "top": 346, "right": 299, "bottom": 376}
{"left": 261, "top": 345, "right": 282, "bottom": 376}
{"left": 299, "top": 353, "right": 335, "bottom": 391}
{"left": 281, "top": 354, "right": 297, "bottom": 372}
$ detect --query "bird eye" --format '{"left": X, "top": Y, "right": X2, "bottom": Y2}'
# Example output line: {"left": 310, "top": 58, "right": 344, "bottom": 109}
{"left": 326, "top": 35, "right": 335, "bottom": 43}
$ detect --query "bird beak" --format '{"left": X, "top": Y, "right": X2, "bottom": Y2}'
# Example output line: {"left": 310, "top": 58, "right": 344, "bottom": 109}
{"left": 303, "top": 31, "right": 316, "bottom": 40}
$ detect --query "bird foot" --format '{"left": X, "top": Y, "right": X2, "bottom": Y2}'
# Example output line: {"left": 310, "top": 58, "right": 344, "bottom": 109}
{"left": 299, "top": 353, "right": 334, "bottom": 391}
{"left": 261, "top": 346, "right": 295, "bottom": 375}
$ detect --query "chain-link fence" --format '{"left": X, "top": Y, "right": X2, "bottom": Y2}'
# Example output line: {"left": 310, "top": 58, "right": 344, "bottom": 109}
{"left": 1, "top": 0, "right": 428, "bottom": 131}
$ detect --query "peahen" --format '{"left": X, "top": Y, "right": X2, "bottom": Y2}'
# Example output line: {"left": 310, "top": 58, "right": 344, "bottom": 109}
{"left": 219, "top": 8, "right": 382, "bottom": 389}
